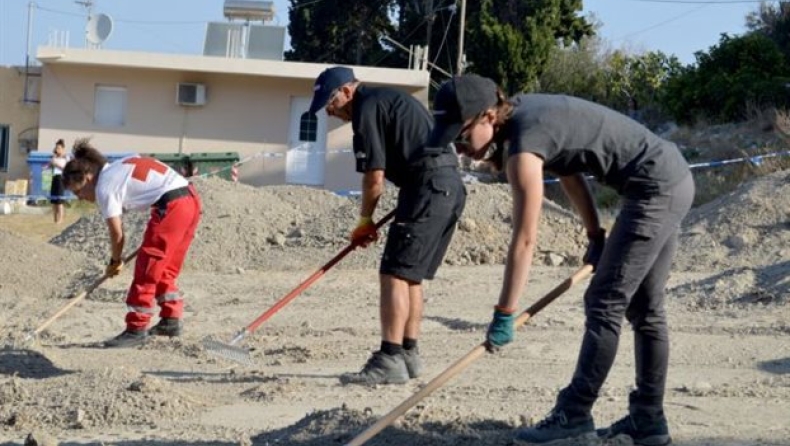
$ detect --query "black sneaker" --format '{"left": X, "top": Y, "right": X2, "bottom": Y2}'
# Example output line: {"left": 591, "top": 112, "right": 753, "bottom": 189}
{"left": 597, "top": 414, "right": 672, "bottom": 446}
{"left": 514, "top": 409, "right": 596, "bottom": 445}
{"left": 148, "top": 317, "right": 182, "bottom": 337}
{"left": 403, "top": 347, "right": 423, "bottom": 379}
{"left": 339, "top": 351, "right": 409, "bottom": 386}
{"left": 103, "top": 329, "right": 148, "bottom": 348}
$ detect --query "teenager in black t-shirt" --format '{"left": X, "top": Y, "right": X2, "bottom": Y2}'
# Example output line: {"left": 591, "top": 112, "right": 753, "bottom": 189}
{"left": 429, "top": 74, "right": 693, "bottom": 446}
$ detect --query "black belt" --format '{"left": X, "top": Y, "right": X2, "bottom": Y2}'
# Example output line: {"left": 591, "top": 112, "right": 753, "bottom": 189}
{"left": 408, "top": 153, "right": 458, "bottom": 171}
{"left": 154, "top": 186, "right": 191, "bottom": 209}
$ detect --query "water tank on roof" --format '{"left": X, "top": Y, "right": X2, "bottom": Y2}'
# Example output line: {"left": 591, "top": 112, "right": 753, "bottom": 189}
{"left": 204, "top": 22, "right": 246, "bottom": 57}
{"left": 223, "top": 0, "right": 275, "bottom": 22}
{"left": 247, "top": 25, "right": 285, "bottom": 60}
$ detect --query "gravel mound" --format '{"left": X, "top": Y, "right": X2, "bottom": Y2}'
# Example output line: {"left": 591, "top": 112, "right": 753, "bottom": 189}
{"left": 675, "top": 169, "right": 790, "bottom": 272}
{"left": 670, "top": 169, "right": 790, "bottom": 307}
{"left": 49, "top": 178, "right": 588, "bottom": 274}
{"left": 250, "top": 405, "right": 519, "bottom": 446}
{"left": 0, "top": 229, "right": 94, "bottom": 300}
{"left": 0, "top": 365, "right": 206, "bottom": 431}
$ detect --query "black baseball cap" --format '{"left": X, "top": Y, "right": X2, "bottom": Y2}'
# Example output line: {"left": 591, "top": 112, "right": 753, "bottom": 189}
{"left": 309, "top": 66, "right": 356, "bottom": 114}
{"left": 428, "top": 74, "right": 499, "bottom": 147}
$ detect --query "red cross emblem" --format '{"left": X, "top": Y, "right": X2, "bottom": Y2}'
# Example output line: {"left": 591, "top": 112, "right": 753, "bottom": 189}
{"left": 123, "top": 157, "right": 168, "bottom": 182}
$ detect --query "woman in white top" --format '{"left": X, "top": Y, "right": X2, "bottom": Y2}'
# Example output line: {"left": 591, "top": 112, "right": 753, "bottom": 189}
{"left": 47, "top": 139, "right": 69, "bottom": 224}
{"left": 62, "top": 139, "right": 202, "bottom": 348}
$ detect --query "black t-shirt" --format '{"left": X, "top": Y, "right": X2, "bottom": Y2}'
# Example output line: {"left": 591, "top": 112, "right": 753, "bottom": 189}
{"left": 504, "top": 94, "right": 689, "bottom": 195}
{"left": 351, "top": 85, "right": 435, "bottom": 187}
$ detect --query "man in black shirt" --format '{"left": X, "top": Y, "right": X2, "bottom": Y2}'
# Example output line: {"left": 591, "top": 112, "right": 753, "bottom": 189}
{"left": 309, "top": 66, "right": 466, "bottom": 385}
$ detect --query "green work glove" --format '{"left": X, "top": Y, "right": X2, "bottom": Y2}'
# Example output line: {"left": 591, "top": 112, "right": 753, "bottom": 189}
{"left": 485, "top": 307, "right": 515, "bottom": 352}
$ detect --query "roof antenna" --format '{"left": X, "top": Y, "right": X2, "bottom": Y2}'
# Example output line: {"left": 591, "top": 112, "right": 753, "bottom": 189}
{"left": 76, "top": 0, "right": 113, "bottom": 48}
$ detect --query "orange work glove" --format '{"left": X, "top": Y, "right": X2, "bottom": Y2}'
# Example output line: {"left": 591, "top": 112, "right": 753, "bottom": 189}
{"left": 106, "top": 258, "right": 124, "bottom": 278}
{"left": 350, "top": 216, "right": 379, "bottom": 248}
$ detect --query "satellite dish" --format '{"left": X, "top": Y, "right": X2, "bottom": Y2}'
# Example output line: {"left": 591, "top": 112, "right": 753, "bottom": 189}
{"left": 86, "top": 13, "right": 113, "bottom": 45}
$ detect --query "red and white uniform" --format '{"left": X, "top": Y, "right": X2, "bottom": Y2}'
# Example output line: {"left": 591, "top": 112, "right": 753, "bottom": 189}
{"left": 96, "top": 156, "right": 189, "bottom": 218}
{"left": 97, "top": 156, "right": 202, "bottom": 331}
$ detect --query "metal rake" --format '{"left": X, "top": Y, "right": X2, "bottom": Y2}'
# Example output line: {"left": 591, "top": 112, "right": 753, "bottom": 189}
{"left": 202, "top": 210, "right": 396, "bottom": 365}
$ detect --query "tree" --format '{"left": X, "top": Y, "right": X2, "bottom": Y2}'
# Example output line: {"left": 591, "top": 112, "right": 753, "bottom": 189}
{"left": 285, "top": 0, "right": 394, "bottom": 65}
{"left": 537, "top": 35, "right": 608, "bottom": 101}
{"left": 285, "top": 0, "right": 591, "bottom": 96}
{"left": 662, "top": 33, "right": 790, "bottom": 123}
{"left": 746, "top": 1, "right": 790, "bottom": 60}
{"left": 539, "top": 36, "right": 681, "bottom": 125}
{"left": 465, "top": 0, "right": 592, "bottom": 94}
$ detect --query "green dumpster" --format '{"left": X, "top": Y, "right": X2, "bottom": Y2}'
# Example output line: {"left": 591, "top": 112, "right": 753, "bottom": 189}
{"left": 188, "top": 152, "right": 240, "bottom": 181}
{"left": 142, "top": 153, "right": 191, "bottom": 177}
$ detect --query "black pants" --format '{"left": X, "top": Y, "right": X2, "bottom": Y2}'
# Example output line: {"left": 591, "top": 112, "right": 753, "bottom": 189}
{"left": 50, "top": 174, "right": 65, "bottom": 205}
{"left": 558, "top": 173, "right": 695, "bottom": 421}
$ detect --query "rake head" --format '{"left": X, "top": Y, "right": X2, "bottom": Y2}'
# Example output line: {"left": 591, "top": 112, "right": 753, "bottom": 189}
{"left": 201, "top": 335, "right": 255, "bottom": 366}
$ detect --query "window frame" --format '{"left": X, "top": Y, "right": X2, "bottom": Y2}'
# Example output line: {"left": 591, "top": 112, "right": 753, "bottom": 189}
{"left": 298, "top": 111, "right": 318, "bottom": 142}
{"left": 93, "top": 84, "right": 128, "bottom": 127}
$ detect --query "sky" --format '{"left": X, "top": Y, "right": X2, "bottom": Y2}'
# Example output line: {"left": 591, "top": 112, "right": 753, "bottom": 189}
{"left": 0, "top": 0, "right": 763, "bottom": 68}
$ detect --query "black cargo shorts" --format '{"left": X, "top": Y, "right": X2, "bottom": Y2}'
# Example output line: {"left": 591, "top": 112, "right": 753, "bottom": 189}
{"left": 380, "top": 164, "right": 466, "bottom": 283}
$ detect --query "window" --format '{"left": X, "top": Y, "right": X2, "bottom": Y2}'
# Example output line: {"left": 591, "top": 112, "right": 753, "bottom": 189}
{"left": 298, "top": 112, "right": 317, "bottom": 142}
{"left": 0, "top": 125, "right": 9, "bottom": 171}
{"left": 94, "top": 85, "right": 127, "bottom": 127}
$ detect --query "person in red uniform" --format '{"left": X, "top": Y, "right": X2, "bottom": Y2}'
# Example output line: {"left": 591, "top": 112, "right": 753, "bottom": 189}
{"left": 62, "top": 139, "right": 202, "bottom": 348}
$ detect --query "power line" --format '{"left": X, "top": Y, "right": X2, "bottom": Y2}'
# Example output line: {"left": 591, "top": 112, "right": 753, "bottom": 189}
{"left": 429, "top": 5, "right": 455, "bottom": 76}
{"left": 613, "top": 4, "right": 709, "bottom": 41}
{"left": 36, "top": 5, "right": 208, "bottom": 25}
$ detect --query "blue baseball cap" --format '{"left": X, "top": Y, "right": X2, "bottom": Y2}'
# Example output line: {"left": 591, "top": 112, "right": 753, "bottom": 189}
{"left": 309, "top": 66, "right": 356, "bottom": 114}
{"left": 428, "top": 74, "right": 499, "bottom": 148}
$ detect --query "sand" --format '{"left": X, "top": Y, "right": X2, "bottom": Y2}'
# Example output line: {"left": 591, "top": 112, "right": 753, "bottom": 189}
{"left": 0, "top": 172, "right": 788, "bottom": 445}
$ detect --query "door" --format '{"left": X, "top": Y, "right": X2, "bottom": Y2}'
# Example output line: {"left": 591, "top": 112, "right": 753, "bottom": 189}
{"left": 286, "top": 97, "right": 327, "bottom": 186}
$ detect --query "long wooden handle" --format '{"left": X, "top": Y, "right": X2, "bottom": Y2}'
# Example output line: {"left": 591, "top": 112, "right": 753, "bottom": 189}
{"left": 344, "top": 264, "right": 594, "bottom": 446}
{"left": 31, "top": 249, "right": 140, "bottom": 337}
{"left": 245, "top": 210, "right": 396, "bottom": 334}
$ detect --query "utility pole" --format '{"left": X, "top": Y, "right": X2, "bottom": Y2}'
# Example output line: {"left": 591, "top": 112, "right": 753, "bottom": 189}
{"left": 24, "top": 1, "right": 36, "bottom": 104}
{"left": 456, "top": 0, "right": 467, "bottom": 74}
{"left": 425, "top": 0, "right": 434, "bottom": 60}
{"left": 75, "top": 0, "right": 94, "bottom": 47}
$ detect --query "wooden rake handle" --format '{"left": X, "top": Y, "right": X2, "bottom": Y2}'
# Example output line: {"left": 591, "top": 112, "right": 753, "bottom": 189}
{"left": 30, "top": 248, "right": 140, "bottom": 338}
{"left": 244, "top": 210, "right": 396, "bottom": 335}
{"left": 344, "top": 264, "right": 594, "bottom": 446}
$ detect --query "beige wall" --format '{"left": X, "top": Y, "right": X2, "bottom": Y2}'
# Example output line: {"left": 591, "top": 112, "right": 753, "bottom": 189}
{"left": 0, "top": 66, "right": 40, "bottom": 188}
{"left": 38, "top": 62, "right": 428, "bottom": 191}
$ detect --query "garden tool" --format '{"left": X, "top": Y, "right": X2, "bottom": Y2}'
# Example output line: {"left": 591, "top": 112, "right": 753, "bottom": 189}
{"left": 203, "top": 210, "right": 396, "bottom": 365}
{"left": 23, "top": 248, "right": 140, "bottom": 345}
{"left": 344, "top": 264, "right": 594, "bottom": 446}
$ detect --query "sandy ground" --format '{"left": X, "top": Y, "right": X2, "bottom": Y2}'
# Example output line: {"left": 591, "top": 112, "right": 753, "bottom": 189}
{"left": 1, "top": 173, "right": 789, "bottom": 446}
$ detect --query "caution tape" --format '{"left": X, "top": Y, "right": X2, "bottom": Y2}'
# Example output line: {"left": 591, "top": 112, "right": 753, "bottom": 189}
{"left": 542, "top": 149, "right": 790, "bottom": 184}
{"left": 2, "top": 149, "right": 788, "bottom": 201}
{"left": 687, "top": 150, "right": 790, "bottom": 169}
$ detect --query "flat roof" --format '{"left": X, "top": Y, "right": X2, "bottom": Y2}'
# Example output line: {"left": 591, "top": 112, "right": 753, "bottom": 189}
{"left": 36, "top": 47, "right": 429, "bottom": 88}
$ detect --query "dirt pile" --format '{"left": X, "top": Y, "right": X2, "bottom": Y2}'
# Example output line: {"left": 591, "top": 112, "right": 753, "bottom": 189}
{"left": 250, "top": 405, "right": 519, "bottom": 446}
{"left": 0, "top": 357, "right": 206, "bottom": 432}
{"left": 0, "top": 229, "right": 94, "bottom": 300}
{"left": 675, "top": 169, "right": 790, "bottom": 272}
{"left": 50, "top": 177, "right": 588, "bottom": 274}
{"left": 671, "top": 169, "right": 790, "bottom": 307}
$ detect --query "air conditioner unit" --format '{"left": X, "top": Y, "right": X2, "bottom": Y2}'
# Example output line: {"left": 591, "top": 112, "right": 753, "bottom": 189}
{"left": 177, "top": 83, "right": 207, "bottom": 106}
